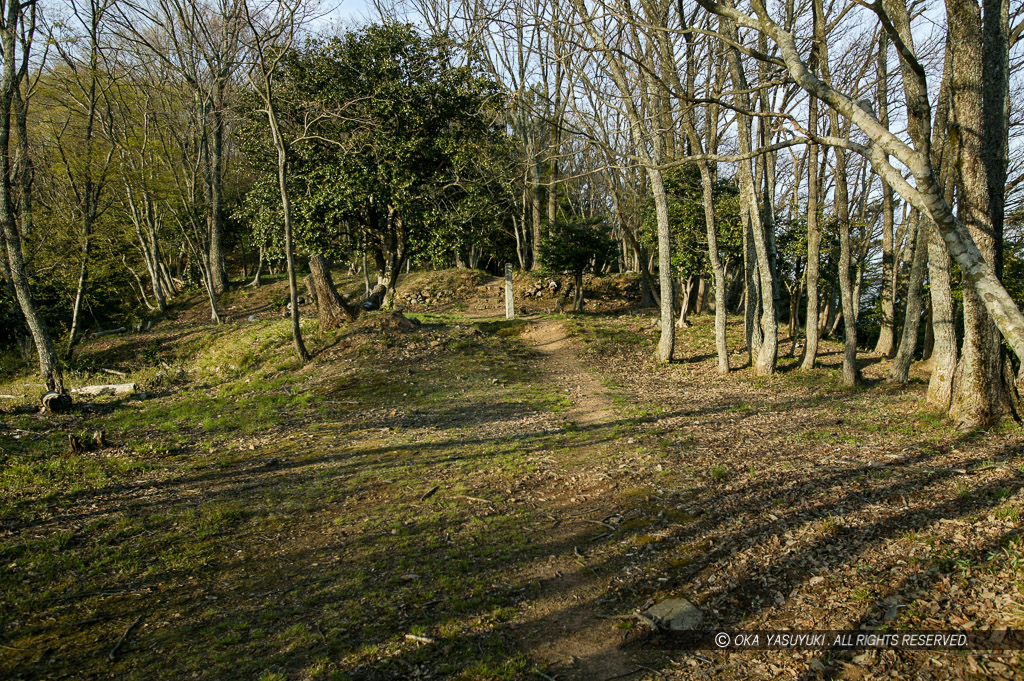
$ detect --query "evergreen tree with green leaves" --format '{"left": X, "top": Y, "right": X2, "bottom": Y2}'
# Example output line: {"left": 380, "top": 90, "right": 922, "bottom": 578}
{"left": 539, "top": 218, "right": 615, "bottom": 312}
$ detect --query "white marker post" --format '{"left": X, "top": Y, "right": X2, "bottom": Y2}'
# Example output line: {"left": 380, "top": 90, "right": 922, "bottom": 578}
{"left": 505, "top": 263, "right": 514, "bottom": 319}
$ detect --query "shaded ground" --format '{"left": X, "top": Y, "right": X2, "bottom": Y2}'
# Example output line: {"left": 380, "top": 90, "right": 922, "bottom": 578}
{"left": 0, "top": 270, "right": 1022, "bottom": 681}
{"left": 520, "top": 320, "right": 616, "bottom": 427}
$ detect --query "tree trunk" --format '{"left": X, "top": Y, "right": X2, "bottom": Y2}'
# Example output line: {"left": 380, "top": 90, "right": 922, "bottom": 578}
{"left": 947, "top": 0, "right": 1012, "bottom": 427}
{"left": 267, "top": 104, "right": 308, "bottom": 362}
{"left": 209, "top": 95, "right": 229, "bottom": 293}
{"left": 874, "top": 33, "right": 897, "bottom": 357}
{"left": 307, "top": 254, "right": 358, "bottom": 331}
{"left": 800, "top": 2, "right": 823, "bottom": 372}
{"left": 832, "top": 120, "right": 860, "bottom": 386}
{"left": 676, "top": 276, "right": 695, "bottom": 329}
{"left": 788, "top": 257, "right": 803, "bottom": 345}
{"left": 725, "top": 18, "right": 776, "bottom": 375}
{"left": 65, "top": 226, "right": 91, "bottom": 361}
{"left": 573, "top": 271, "right": 584, "bottom": 312}
{"left": 650, "top": 165, "right": 675, "bottom": 362}
{"left": 889, "top": 211, "right": 927, "bottom": 383}
{"left": 927, "top": 222, "right": 957, "bottom": 408}
{"left": 789, "top": 269, "right": 804, "bottom": 357}
{"left": 0, "top": 10, "right": 64, "bottom": 394}
{"left": 530, "top": 163, "right": 543, "bottom": 270}
{"left": 742, "top": 209, "right": 761, "bottom": 366}
{"left": 249, "top": 247, "right": 264, "bottom": 287}
{"left": 700, "top": 160, "right": 729, "bottom": 373}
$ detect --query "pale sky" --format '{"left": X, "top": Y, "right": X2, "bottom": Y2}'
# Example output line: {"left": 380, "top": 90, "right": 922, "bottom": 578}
{"left": 314, "top": 0, "right": 379, "bottom": 32}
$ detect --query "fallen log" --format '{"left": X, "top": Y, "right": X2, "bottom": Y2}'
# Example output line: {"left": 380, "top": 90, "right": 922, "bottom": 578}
{"left": 92, "top": 327, "right": 126, "bottom": 338}
{"left": 71, "top": 383, "right": 137, "bottom": 397}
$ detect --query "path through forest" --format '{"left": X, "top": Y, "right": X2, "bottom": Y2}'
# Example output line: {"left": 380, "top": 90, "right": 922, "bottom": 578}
{"left": 521, "top": 319, "right": 616, "bottom": 427}
{"left": 3, "top": 275, "right": 1024, "bottom": 681}
{"left": 516, "top": 318, "right": 646, "bottom": 679}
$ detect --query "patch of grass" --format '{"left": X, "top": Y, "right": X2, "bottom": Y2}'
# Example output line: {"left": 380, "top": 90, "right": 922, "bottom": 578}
{"left": 475, "top": 319, "right": 528, "bottom": 337}
{"left": 709, "top": 464, "right": 730, "bottom": 481}
{"left": 850, "top": 587, "right": 875, "bottom": 603}
{"left": 726, "top": 401, "right": 752, "bottom": 414}
{"left": 994, "top": 504, "right": 1022, "bottom": 523}
{"left": 455, "top": 654, "right": 529, "bottom": 681}
{"left": 820, "top": 514, "right": 843, "bottom": 536}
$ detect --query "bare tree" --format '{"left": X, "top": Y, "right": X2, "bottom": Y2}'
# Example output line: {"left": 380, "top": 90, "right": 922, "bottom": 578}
{"left": 241, "top": 0, "right": 316, "bottom": 362}
{"left": 695, "top": 0, "right": 1024, "bottom": 425}
{"left": 42, "top": 0, "right": 118, "bottom": 360}
{"left": 567, "top": 0, "right": 678, "bottom": 361}
{"left": 873, "top": 31, "right": 896, "bottom": 357}
{"left": 116, "top": 0, "right": 247, "bottom": 294}
{"left": 0, "top": 0, "right": 65, "bottom": 393}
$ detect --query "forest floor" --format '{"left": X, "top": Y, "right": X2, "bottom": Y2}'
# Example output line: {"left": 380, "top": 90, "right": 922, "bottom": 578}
{"left": 1, "top": 270, "right": 1023, "bottom": 681}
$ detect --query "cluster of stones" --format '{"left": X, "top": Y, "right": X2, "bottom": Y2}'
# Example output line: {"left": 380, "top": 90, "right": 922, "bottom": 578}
{"left": 398, "top": 287, "right": 457, "bottom": 306}
{"left": 516, "top": 279, "right": 561, "bottom": 299}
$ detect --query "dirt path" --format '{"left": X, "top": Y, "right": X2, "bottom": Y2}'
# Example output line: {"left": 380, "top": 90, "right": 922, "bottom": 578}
{"left": 521, "top": 319, "right": 617, "bottom": 426}
{"left": 513, "top": 319, "right": 650, "bottom": 679}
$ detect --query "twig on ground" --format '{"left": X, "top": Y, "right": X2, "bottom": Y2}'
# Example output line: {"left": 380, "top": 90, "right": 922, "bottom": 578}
{"left": 582, "top": 518, "right": 618, "bottom": 530}
{"left": 598, "top": 668, "right": 644, "bottom": 681}
{"left": 453, "top": 494, "right": 491, "bottom": 504}
{"left": 404, "top": 633, "right": 435, "bottom": 644}
{"left": 108, "top": 615, "right": 143, "bottom": 661}
{"left": 0, "top": 643, "right": 34, "bottom": 651}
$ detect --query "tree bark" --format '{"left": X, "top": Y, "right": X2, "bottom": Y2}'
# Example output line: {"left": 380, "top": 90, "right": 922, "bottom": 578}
{"left": 573, "top": 270, "right": 584, "bottom": 312}
{"left": 801, "top": 105, "right": 821, "bottom": 369}
{"left": 927, "top": 222, "right": 957, "bottom": 408}
{"left": 569, "top": 0, "right": 673, "bottom": 360}
{"left": 307, "top": 254, "right": 358, "bottom": 331}
{"left": 209, "top": 83, "right": 230, "bottom": 294}
{"left": 676, "top": 275, "right": 695, "bottom": 328}
{"left": 742, "top": 208, "right": 762, "bottom": 366}
{"left": 874, "top": 33, "right": 896, "bottom": 357}
{"left": 530, "top": 163, "right": 543, "bottom": 270}
{"left": 650, "top": 165, "right": 676, "bottom": 362}
{"left": 0, "top": 3, "right": 64, "bottom": 394}
{"left": 889, "top": 211, "right": 927, "bottom": 383}
{"left": 266, "top": 106, "right": 308, "bottom": 360}
{"left": 832, "top": 118, "right": 860, "bottom": 385}
{"left": 725, "top": 16, "right": 777, "bottom": 375}
{"left": 946, "top": 0, "right": 1012, "bottom": 427}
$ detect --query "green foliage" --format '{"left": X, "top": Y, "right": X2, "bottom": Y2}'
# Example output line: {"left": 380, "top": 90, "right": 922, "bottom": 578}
{"left": 538, "top": 218, "right": 616, "bottom": 278}
{"left": 639, "top": 164, "right": 742, "bottom": 277}
{"left": 238, "top": 22, "right": 515, "bottom": 268}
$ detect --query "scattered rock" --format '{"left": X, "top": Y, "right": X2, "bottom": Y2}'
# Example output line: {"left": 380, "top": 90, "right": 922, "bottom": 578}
{"left": 373, "top": 312, "right": 419, "bottom": 333}
{"left": 642, "top": 598, "right": 703, "bottom": 631}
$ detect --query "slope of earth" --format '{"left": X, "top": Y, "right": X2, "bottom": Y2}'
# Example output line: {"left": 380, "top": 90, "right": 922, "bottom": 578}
{"left": 0, "top": 271, "right": 1021, "bottom": 681}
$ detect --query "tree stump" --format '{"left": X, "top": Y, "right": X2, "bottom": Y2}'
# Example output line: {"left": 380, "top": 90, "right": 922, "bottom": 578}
{"left": 41, "top": 391, "right": 73, "bottom": 413}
